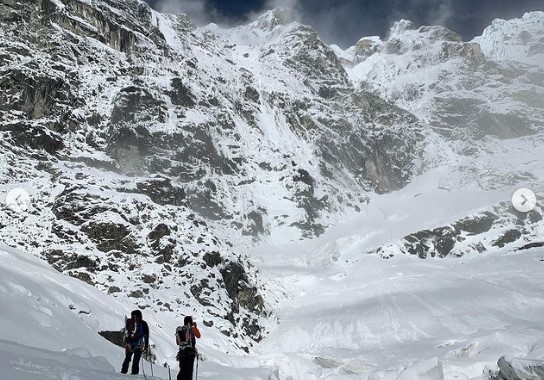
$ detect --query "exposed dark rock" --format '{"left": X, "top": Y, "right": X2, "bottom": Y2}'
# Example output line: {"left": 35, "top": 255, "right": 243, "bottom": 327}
{"left": 403, "top": 226, "right": 460, "bottom": 258}
{"left": 99, "top": 330, "right": 125, "bottom": 348}
{"left": 374, "top": 203, "right": 544, "bottom": 259}
{"left": 0, "top": 68, "right": 79, "bottom": 119}
{"left": 42, "top": 0, "right": 147, "bottom": 53}
{"left": 492, "top": 229, "right": 522, "bottom": 248}
{"left": 190, "top": 281, "right": 213, "bottom": 307}
{"left": 108, "top": 286, "right": 122, "bottom": 294}
{"left": 142, "top": 274, "right": 157, "bottom": 284}
{"left": 294, "top": 168, "right": 314, "bottom": 187}
{"left": 68, "top": 271, "right": 95, "bottom": 286}
{"left": 186, "top": 179, "right": 229, "bottom": 221}
{"left": 168, "top": 78, "right": 196, "bottom": 107}
{"left": 457, "top": 212, "right": 498, "bottom": 234}
{"left": 106, "top": 125, "right": 150, "bottom": 173}
{"left": 107, "top": 87, "right": 169, "bottom": 172}
{"left": 203, "top": 251, "right": 222, "bottom": 267}
{"left": 136, "top": 178, "right": 185, "bottom": 206}
{"left": 82, "top": 221, "right": 138, "bottom": 255}
{"left": 148, "top": 223, "right": 171, "bottom": 241}
{"left": 53, "top": 191, "right": 109, "bottom": 226}
{"left": 517, "top": 241, "right": 544, "bottom": 251}
{"left": 110, "top": 86, "right": 168, "bottom": 125}
{"left": 64, "top": 255, "right": 99, "bottom": 272}
{"left": 288, "top": 168, "right": 328, "bottom": 237}
{"left": 128, "top": 289, "right": 144, "bottom": 298}
{"left": 244, "top": 86, "right": 260, "bottom": 103}
{"left": 242, "top": 210, "right": 266, "bottom": 237}
{"left": 0, "top": 123, "right": 64, "bottom": 154}
{"left": 154, "top": 243, "right": 175, "bottom": 264}
{"left": 241, "top": 316, "right": 263, "bottom": 342}
{"left": 220, "top": 261, "right": 264, "bottom": 314}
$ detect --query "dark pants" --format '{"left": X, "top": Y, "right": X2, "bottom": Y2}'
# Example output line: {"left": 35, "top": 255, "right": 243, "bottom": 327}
{"left": 121, "top": 347, "right": 142, "bottom": 374}
{"left": 177, "top": 351, "right": 196, "bottom": 380}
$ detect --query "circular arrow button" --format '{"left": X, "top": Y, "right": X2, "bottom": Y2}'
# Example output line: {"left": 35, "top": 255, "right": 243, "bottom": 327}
{"left": 512, "top": 188, "right": 537, "bottom": 213}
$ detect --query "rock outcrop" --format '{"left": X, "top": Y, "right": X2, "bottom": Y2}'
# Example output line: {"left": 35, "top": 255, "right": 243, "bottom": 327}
{"left": 498, "top": 356, "right": 544, "bottom": 380}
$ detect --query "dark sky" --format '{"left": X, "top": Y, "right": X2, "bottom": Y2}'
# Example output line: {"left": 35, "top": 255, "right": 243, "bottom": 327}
{"left": 144, "top": 0, "right": 544, "bottom": 47}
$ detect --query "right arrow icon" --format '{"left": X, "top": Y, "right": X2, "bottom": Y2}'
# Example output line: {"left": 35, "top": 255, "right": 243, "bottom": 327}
{"left": 512, "top": 188, "right": 537, "bottom": 213}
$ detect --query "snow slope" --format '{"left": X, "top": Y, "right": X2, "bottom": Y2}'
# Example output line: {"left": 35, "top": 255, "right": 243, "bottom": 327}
{"left": 5, "top": 196, "right": 544, "bottom": 380}
{"left": 255, "top": 227, "right": 544, "bottom": 379}
{"left": 249, "top": 162, "right": 544, "bottom": 380}
{"left": 0, "top": 242, "right": 274, "bottom": 379}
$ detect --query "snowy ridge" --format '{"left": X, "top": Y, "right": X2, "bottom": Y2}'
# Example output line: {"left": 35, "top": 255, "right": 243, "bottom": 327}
{"left": 473, "top": 11, "right": 544, "bottom": 65}
{"left": 204, "top": 8, "right": 300, "bottom": 46}
{"left": 338, "top": 12, "right": 544, "bottom": 195}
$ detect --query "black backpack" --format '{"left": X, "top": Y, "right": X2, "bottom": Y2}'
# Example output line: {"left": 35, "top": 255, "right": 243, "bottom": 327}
{"left": 125, "top": 318, "right": 146, "bottom": 350}
{"left": 176, "top": 324, "right": 196, "bottom": 359}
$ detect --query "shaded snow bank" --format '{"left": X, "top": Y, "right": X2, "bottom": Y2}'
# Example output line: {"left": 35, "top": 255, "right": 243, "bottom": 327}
{"left": 0, "top": 339, "right": 145, "bottom": 380}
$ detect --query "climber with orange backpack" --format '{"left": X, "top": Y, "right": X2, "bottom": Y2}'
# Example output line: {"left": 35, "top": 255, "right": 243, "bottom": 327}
{"left": 175, "top": 316, "right": 201, "bottom": 380}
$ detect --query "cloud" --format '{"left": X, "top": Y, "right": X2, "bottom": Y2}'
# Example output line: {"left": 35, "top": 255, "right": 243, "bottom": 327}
{"left": 151, "top": 0, "right": 303, "bottom": 26}
{"left": 151, "top": 0, "right": 212, "bottom": 25}
{"left": 265, "top": 0, "right": 300, "bottom": 9}
{"left": 428, "top": 0, "right": 454, "bottom": 27}
{"left": 147, "top": 0, "right": 544, "bottom": 48}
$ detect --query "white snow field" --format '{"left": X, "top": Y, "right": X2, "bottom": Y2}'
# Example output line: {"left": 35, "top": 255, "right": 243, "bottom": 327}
{"left": 2, "top": 160, "right": 544, "bottom": 380}
{"left": 250, "top": 165, "right": 544, "bottom": 380}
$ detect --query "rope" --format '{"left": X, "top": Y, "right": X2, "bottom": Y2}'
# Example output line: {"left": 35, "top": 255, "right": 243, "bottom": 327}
{"left": 141, "top": 354, "right": 150, "bottom": 380}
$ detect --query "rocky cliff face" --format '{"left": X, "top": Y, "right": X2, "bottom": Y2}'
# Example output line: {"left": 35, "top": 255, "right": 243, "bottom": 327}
{"left": 373, "top": 203, "right": 543, "bottom": 259}
{"left": 331, "top": 13, "right": 544, "bottom": 261}
{"left": 1, "top": 0, "right": 543, "bottom": 354}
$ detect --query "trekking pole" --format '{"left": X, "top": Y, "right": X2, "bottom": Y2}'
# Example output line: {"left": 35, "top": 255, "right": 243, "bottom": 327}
{"left": 149, "top": 347, "right": 154, "bottom": 377}
{"left": 168, "top": 364, "right": 172, "bottom": 380}
{"left": 195, "top": 352, "right": 199, "bottom": 380}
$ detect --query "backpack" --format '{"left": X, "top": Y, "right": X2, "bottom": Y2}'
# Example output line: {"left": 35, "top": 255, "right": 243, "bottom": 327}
{"left": 125, "top": 318, "right": 146, "bottom": 351}
{"left": 176, "top": 324, "right": 196, "bottom": 359}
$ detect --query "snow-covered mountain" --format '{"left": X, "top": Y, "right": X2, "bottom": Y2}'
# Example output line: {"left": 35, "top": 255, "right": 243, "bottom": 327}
{"left": 0, "top": 0, "right": 423, "bottom": 352}
{"left": 1, "top": 0, "right": 544, "bottom": 378}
